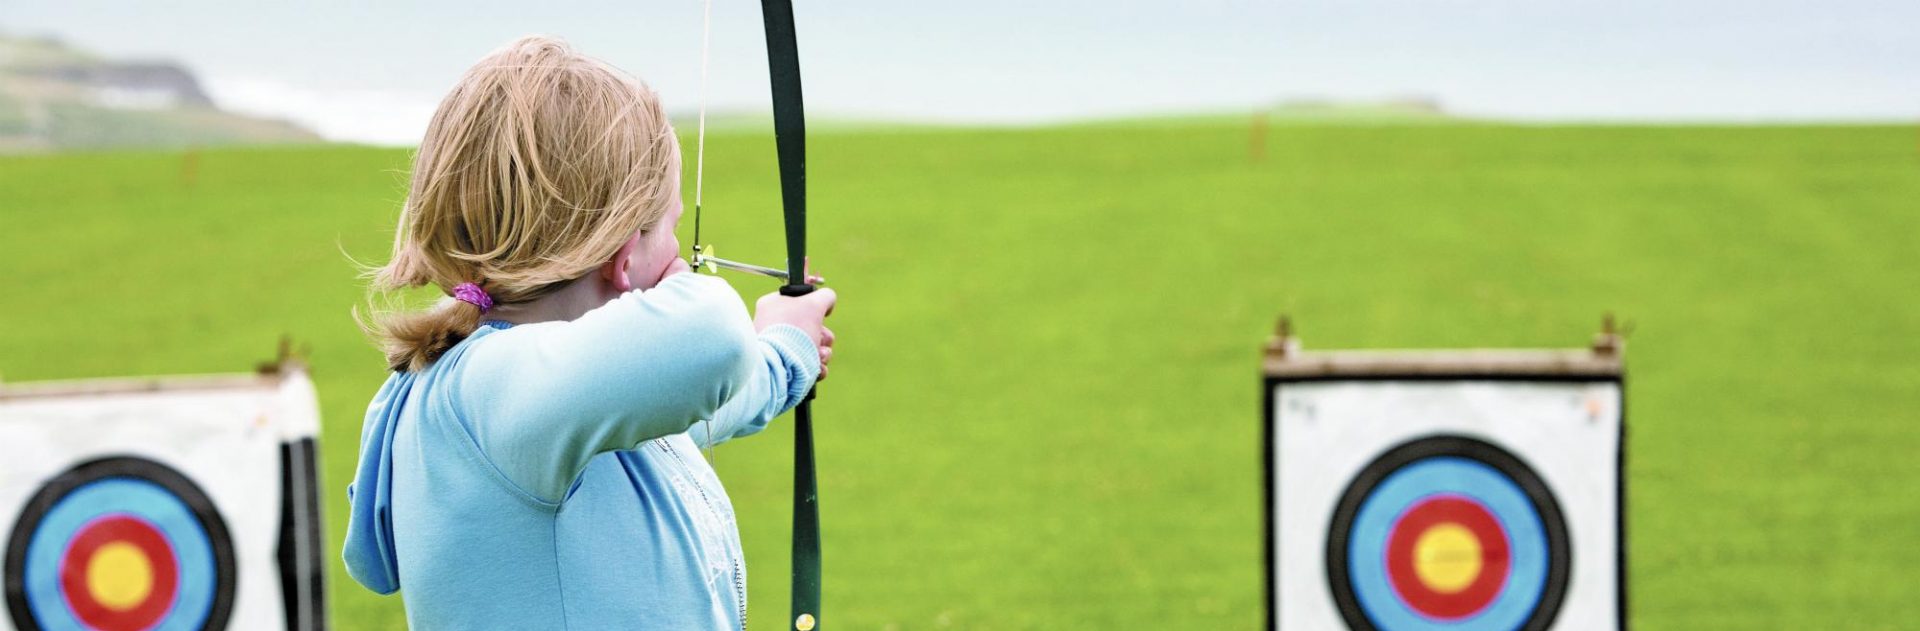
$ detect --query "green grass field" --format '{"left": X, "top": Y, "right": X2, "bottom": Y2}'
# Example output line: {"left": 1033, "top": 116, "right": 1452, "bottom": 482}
{"left": 2, "top": 121, "right": 1916, "bottom": 629}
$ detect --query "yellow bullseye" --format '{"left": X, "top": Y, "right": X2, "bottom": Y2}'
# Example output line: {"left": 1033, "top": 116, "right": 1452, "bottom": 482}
{"left": 1412, "top": 523, "right": 1482, "bottom": 594}
{"left": 84, "top": 542, "right": 153, "bottom": 611}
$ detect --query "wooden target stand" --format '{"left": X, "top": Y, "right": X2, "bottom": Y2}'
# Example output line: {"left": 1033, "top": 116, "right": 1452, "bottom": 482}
{"left": 1263, "top": 317, "right": 1626, "bottom": 630}
{"left": 0, "top": 342, "right": 326, "bottom": 631}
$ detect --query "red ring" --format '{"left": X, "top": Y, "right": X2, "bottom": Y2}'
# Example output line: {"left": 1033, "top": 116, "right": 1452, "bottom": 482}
{"left": 59, "top": 514, "right": 178, "bottom": 631}
{"left": 1384, "top": 495, "right": 1510, "bottom": 620}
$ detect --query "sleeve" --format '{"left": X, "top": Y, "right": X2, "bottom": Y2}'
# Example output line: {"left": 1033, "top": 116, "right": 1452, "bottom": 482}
{"left": 451, "top": 273, "right": 758, "bottom": 502}
{"left": 687, "top": 324, "right": 821, "bottom": 449}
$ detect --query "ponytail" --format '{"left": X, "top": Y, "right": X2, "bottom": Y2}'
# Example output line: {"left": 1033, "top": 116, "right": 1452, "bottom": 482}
{"left": 368, "top": 297, "right": 487, "bottom": 372}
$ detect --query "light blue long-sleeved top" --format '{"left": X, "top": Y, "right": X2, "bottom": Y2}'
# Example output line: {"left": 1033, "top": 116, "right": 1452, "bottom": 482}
{"left": 342, "top": 273, "right": 820, "bottom": 630}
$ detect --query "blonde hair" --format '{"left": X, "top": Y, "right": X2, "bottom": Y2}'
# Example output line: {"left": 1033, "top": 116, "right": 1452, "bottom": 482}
{"left": 362, "top": 35, "right": 679, "bottom": 372}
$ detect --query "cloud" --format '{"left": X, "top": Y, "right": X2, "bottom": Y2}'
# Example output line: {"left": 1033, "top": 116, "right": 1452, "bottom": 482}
{"left": 203, "top": 76, "right": 437, "bottom": 146}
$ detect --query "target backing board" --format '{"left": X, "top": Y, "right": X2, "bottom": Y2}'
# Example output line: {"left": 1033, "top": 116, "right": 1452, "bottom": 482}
{"left": 1263, "top": 335, "right": 1624, "bottom": 631}
{"left": 0, "top": 364, "right": 326, "bottom": 631}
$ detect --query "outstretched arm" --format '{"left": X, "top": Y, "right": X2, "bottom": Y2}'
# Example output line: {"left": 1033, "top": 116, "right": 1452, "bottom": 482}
{"left": 689, "top": 324, "right": 820, "bottom": 449}
{"left": 454, "top": 273, "right": 757, "bottom": 502}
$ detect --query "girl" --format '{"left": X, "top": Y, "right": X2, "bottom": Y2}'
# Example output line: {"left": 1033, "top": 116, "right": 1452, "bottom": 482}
{"left": 342, "top": 36, "right": 836, "bottom": 630}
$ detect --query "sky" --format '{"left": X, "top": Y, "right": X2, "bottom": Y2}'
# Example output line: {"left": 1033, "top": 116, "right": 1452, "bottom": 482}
{"left": 3, "top": 0, "right": 1914, "bottom": 145}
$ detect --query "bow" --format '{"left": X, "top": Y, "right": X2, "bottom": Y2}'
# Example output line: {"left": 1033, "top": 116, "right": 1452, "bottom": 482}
{"left": 686, "top": 2, "right": 823, "bottom": 629}
{"left": 758, "top": 2, "right": 824, "bottom": 630}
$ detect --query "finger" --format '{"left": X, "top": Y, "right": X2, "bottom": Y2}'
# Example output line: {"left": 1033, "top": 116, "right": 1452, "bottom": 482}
{"left": 817, "top": 364, "right": 829, "bottom": 382}
{"left": 819, "top": 346, "right": 833, "bottom": 365}
{"left": 804, "top": 256, "right": 826, "bottom": 285}
{"left": 811, "top": 288, "right": 837, "bottom": 316}
{"left": 820, "top": 326, "right": 835, "bottom": 347}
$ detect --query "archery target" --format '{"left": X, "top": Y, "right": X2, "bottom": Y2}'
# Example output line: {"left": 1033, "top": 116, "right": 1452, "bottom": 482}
{"left": 1326, "top": 437, "right": 1570, "bottom": 630}
{"left": 1267, "top": 378, "right": 1622, "bottom": 631}
{"left": 5, "top": 457, "right": 236, "bottom": 631}
{"left": 0, "top": 368, "right": 326, "bottom": 631}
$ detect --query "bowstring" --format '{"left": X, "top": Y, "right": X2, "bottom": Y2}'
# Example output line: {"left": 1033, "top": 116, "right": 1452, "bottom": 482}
{"left": 692, "top": 0, "right": 712, "bottom": 255}
{"left": 696, "top": 0, "right": 716, "bottom": 465}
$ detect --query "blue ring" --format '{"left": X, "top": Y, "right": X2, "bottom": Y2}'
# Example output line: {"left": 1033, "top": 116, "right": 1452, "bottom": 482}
{"left": 1347, "top": 457, "right": 1548, "bottom": 630}
{"left": 21, "top": 477, "right": 217, "bottom": 631}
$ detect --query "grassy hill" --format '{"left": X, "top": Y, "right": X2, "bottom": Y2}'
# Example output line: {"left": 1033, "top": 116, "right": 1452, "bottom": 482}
{"left": 0, "top": 34, "right": 319, "bottom": 151}
{"left": 1, "top": 120, "right": 1916, "bottom": 629}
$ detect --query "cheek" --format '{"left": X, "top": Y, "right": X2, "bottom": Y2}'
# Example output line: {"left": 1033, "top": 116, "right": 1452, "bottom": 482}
{"left": 659, "top": 229, "right": 681, "bottom": 259}
{"left": 629, "top": 231, "right": 681, "bottom": 285}
{"left": 652, "top": 230, "right": 681, "bottom": 270}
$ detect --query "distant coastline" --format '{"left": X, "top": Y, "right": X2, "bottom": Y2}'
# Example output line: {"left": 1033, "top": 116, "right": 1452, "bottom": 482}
{"left": 0, "top": 34, "right": 318, "bottom": 152}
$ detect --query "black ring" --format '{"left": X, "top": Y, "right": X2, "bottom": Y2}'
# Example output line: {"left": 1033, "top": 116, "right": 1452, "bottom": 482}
{"left": 1324, "top": 435, "right": 1570, "bottom": 631}
{"left": 4, "top": 456, "right": 237, "bottom": 631}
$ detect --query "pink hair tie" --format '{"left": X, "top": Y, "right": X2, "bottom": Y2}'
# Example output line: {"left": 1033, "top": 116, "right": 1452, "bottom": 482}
{"left": 452, "top": 282, "right": 494, "bottom": 313}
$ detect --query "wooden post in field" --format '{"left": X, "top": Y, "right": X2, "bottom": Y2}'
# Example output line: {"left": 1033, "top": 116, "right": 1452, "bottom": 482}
{"left": 181, "top": 147, "right": 201, "bottom": 190}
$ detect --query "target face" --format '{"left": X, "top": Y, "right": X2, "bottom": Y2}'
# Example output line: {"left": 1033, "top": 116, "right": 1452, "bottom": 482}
{"left": 1326, "top": 436, "right": 1570, "bottom": 631}
{"left": 5, "top": 457, "right": 236, "bottom": 631}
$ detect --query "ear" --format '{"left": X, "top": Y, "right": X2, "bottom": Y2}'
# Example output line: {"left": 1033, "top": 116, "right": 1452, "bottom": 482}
{"left": 600, "top": 236, "right": 639, "bottom": 293}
